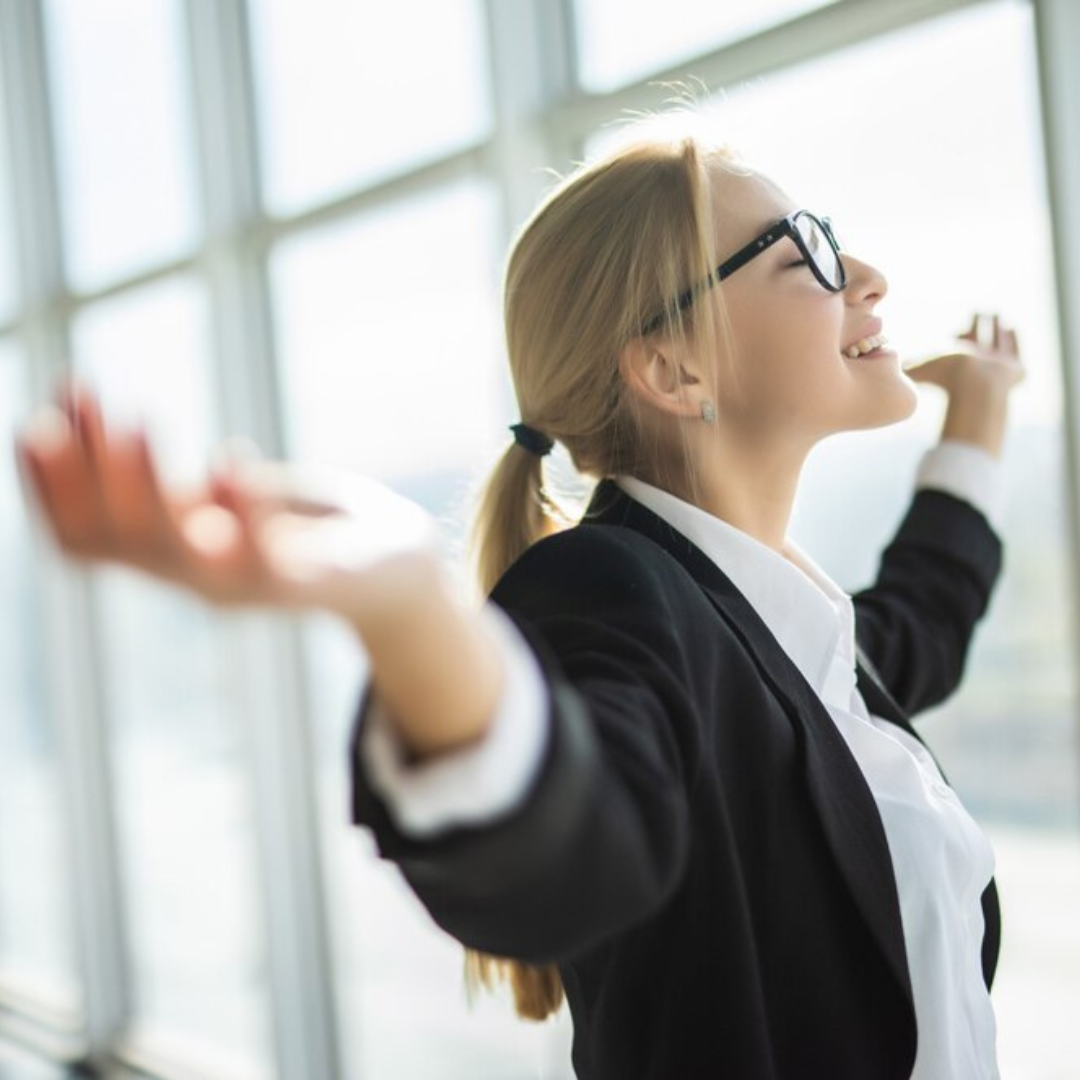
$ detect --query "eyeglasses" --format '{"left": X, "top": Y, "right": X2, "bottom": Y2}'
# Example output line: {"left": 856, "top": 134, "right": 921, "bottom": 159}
{"left": 640, "top": 210, "right": 846, "bottom": 336}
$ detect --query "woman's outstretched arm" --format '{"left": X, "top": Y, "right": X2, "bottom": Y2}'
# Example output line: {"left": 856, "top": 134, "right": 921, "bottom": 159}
{"left": 13, "top": 379, "right": 505, "bottom": 762}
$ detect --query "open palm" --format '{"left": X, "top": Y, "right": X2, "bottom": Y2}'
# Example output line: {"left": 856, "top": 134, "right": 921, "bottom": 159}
{"left": 903, "top": 312, "right": 1026, "bottom": 396}
{"left": 13, "top": 381, "right": 438, "bottom": 618}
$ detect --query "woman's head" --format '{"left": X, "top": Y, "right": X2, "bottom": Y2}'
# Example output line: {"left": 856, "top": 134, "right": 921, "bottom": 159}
{"left": 641, "top": 162, "right": 917, "bottom": 455}
{"left": 506, "top": 135, "right": 919, "bottom": 490}
{"left": 473, "top": 133, "right": 916, "bottom": 591}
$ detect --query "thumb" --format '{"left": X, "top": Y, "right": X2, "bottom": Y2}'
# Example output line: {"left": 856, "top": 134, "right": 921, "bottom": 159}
{"left": 902, "top": 356, "right": 949, "bottom": 384}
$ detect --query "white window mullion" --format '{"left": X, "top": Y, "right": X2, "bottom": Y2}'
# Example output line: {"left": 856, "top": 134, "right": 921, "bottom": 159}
{"left": 482, "top": 0, "right": 581, "bottom": 426}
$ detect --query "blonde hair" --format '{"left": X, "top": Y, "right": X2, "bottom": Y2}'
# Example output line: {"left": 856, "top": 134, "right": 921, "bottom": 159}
{"left": 465, "top": 134, "right": 742, "bottom": 1021}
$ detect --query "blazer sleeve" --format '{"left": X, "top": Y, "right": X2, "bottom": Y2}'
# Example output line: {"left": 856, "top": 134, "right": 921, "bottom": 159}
{"left": 852, "top": 488, "right": 1004, "bottom": 718}
{"left": 348, "top": 526, "right": 703, "bottom": 965}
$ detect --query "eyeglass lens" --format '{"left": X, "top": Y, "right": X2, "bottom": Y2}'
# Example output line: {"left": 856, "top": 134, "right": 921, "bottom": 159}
{"left": 795, "top": 214, "right": 843, "bottom": 289}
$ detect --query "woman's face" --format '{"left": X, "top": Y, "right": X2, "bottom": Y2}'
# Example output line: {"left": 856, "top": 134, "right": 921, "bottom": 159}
{"left": 704, "top": 166, "right": 919, "bottom": 446}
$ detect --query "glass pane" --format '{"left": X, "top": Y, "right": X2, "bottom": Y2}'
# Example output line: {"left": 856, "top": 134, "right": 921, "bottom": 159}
{"left": 0, "top": 50, "right": 17, "bottom": 321}
{"left": 272, "top": 181, "right": 574, "bottom": 1075}
{"left": 70, "top": 280, "right": 272, "bottom": 1068}
{"left": 270, "top": 180, "right": 504, "bottom": 492}
{"left": 0, "top": 340, "right": 77, "bottom": 1005}
{"left": 248, "top": 0, "right": 490, "bottom": 214}
{"left": 44, "top": 0, "right": 198, "bottom": 290}
{"left": 574, "top": 0, "right": 841, "bottom": 92}
{"left": 595, "top": 1, "right": 1079, "bottom": 1072}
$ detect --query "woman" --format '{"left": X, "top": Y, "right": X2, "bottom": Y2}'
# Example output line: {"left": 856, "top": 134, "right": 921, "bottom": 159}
{"left": 15, "top": 134, "right": 1023, "bottom": 1078}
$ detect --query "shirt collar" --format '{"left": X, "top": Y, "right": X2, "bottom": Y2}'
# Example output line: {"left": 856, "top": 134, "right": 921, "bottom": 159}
{"left": 615, "top": 474, "right": 857, "bottom": 704}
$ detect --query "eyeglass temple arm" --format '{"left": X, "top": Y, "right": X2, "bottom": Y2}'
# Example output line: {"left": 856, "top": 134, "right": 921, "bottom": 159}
{"left": 715, "top": 224, "right": 792, "bottom": 279}
{"left": 639, "top": 222, "right": 794, "bottom": 336}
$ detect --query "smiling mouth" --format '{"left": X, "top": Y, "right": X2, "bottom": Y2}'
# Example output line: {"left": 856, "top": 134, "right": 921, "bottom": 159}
{"left": 842, "top": 333, "right": 888, "bottom": 358}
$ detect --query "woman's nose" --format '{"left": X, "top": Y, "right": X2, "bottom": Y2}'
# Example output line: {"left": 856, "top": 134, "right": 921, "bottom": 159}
{"left": 842, "top": 254, "right": 888, "bottom": 304}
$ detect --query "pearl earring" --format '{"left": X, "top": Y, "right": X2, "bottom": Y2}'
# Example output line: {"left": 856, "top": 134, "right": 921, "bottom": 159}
{"left": 700, "top": 401, "right": 717, "bottom": 424}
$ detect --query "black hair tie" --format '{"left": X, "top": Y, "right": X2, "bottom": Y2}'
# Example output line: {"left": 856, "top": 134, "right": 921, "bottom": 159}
{"left": 509, "top": 422, "right": 554, "bottom": 457}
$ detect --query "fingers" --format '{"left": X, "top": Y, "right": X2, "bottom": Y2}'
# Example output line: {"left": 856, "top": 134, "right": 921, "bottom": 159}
{"left": 66, "top": 382, "right": 181, "bottom": 566}
{"left": 14, "top": 408, "right": 74, "bottom": 545}
{"left": 197, "top": 464, "right": 321, "bottom": 609}
{"left": 120, "top": 428, "right": 191, "bottom": 571}
{"left": 17, "top": 403, "right": 116, "bottom": 559}
{"left": 204, "top": 463, "right": 274, "bottom": 576}
{"left": 957, "top": 312, "right": 1021, "bottom": 358}
{"left": 16, "top": 380, "right": 187, "bottom": 572}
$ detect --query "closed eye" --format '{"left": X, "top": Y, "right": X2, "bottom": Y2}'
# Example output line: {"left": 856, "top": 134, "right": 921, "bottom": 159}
{"left": 786, "top": 259, "right": 808, "bottom": 268}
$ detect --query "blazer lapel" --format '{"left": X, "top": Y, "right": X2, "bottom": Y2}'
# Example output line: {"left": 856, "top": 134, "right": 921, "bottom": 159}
{"left": 583, "top": 480, "right": 915, "bottom": 1008}
{"left": 854, "top": 644, "right": 922, "bottom": 739}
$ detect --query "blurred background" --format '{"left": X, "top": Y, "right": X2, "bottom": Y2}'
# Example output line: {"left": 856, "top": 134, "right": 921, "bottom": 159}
{"left": 1, "top": 0, "right": 1078, "bottom": 1077}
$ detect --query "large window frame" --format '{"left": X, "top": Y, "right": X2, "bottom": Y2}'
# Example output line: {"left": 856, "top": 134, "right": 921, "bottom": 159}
{"left": 0, "top": 0, "right": 1078, "bottom": 1076}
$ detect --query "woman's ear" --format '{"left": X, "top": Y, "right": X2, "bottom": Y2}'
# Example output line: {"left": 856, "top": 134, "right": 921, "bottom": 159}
{"left": 618, "top": 337, "right": 705, "bottom": 419}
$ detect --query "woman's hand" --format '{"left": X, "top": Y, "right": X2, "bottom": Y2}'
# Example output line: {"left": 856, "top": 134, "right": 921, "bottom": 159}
{"left": 15, "top": 379, "right": 505, "bottom": 761}
{"left": 902, "top": 312, "right": 1026, "bottom": 459}
{"left": 13, "top": 380, "right": 441, "bottom": 629}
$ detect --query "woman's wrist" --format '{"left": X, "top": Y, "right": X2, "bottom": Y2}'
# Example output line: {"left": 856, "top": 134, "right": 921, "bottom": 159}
{"left": 348, "top": 552, "right": 504, "bottom": 761}
{"left": 939, "top": 379, "right": 1011, "bottom": 460}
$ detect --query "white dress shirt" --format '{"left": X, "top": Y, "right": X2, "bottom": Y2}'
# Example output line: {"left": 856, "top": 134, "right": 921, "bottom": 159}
{"left": 358, "top": 439, "right": 1005, "bottom": 1078}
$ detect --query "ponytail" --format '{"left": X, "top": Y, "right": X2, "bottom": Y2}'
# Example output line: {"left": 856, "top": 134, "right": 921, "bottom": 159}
{"left": 470, "top": 439, "right": 571, "bottom": 596}
{"left": 464, "top": 437, "right": 574, "bottom": 1021}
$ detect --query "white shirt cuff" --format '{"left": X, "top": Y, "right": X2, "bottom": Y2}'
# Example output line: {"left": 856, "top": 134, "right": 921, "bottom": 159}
{"left": 914, "top": 439, "right": 1005, "bottom": 531}
{"left": 357, "top": 602, "right": 550, "bottom": 837}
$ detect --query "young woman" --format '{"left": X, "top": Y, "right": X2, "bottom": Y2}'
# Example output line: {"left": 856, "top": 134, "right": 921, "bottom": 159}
{"left": 15, "top": 134, "right": 1024, "bottom": 1079}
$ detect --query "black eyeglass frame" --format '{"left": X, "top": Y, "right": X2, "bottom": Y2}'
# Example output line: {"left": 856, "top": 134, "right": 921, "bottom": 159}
{"left": 640, "top": 209, "right": 846, "bottom": 336}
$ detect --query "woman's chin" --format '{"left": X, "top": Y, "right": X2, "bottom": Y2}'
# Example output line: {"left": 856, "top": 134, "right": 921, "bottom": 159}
{"left": 876, "top": 380, "right": 920, "bottom": 427}
{"left": 843, "top": 375, "right": 919, "bottom": 431}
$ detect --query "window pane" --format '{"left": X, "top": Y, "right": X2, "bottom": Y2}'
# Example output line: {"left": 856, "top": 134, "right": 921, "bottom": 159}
{"left": 248, "top": 0, "right": 490, "bottom": 214}
{"left": 0, "top": 340, "right": 77, "bottom": 1006}
{"left": 594, "top": 1, "right": 1079, "bottom": 1071}
{"left": 70, "top": 280, "right": 272, "bottom": 1067}
{"left": 44, "top": 0, "right": 199, "bottom": 290}
{"left": 573, "top": 0, "right": 840, "bottom": 92}
{"left": 270, "top": 180, "right": 504, "bottom": 488}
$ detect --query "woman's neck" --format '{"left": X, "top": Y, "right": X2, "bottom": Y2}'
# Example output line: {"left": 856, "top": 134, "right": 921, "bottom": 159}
{"left": 637, "top": 433, "right": 809, "bottom": 554}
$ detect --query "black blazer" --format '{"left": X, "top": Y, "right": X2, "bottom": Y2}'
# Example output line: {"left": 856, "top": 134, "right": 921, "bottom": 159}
{"left": 350, "top": 479, "right": 1004, "bottom": 1079}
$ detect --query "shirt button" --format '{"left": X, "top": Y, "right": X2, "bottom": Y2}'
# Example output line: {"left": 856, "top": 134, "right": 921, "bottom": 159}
{"left": 931, "top": 777, "right": 954, "bottom": 800}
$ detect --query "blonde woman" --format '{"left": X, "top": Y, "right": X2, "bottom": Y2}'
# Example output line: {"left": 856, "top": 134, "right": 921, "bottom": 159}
{"left": 15, "top": 135, "right": 1023, "bottom": 1078}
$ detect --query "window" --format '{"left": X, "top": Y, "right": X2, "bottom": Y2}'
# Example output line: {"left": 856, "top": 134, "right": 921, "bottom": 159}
{"left": 248, "top": 0, "right": 491, "bottom": 215}
{"left": 573, "top": 0, "right": 841, "bottom": 90}
{"left": 4, "top": 0, "right": 1079, "bottom": 1075}
{"left": 43, "top": 0, "right": 199, "bottom": 291}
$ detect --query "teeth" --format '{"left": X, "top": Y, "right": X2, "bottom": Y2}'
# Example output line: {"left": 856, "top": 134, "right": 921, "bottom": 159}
{"left": 843, "top": 333, "right": 888, "bottom": 358}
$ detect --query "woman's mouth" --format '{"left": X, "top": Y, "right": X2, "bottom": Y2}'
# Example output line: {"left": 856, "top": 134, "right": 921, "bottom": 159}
{"left": 842, "top": 333, "right": 891, "bottom": 359}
